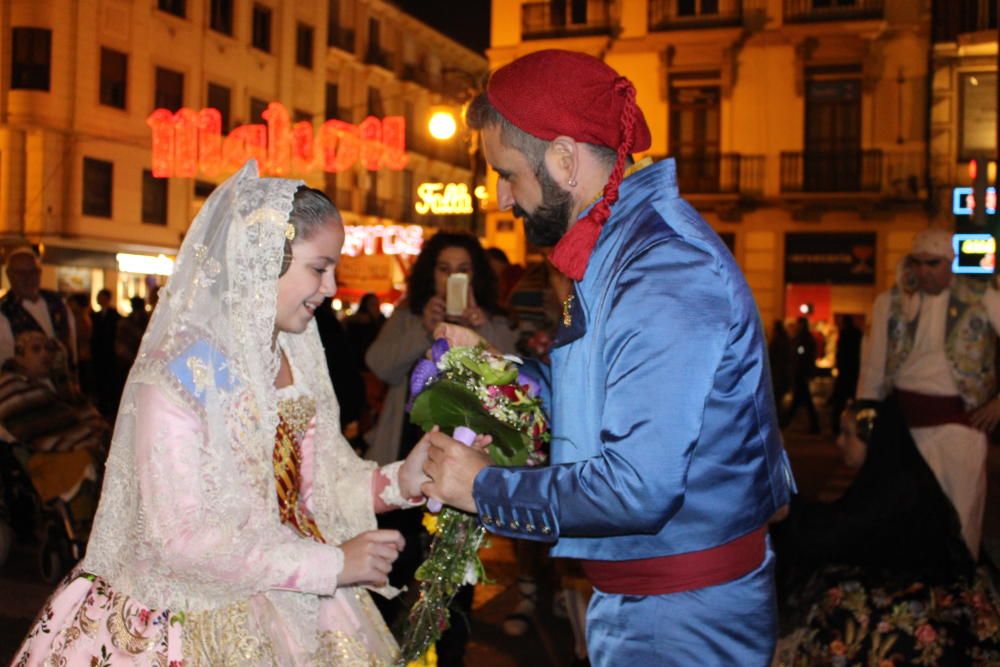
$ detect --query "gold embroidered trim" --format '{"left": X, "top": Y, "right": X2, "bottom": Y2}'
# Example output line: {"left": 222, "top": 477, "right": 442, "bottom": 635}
{"left": 107, "top": 593, "right": 160, "bottom": 655}
{"left": 184, "top": 600, "right": 276, "bottom": 666}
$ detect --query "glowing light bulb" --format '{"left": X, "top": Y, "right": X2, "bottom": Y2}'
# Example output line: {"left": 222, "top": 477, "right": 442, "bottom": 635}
{"left": 428, "top": 111, "right": 458, "bottom": 141}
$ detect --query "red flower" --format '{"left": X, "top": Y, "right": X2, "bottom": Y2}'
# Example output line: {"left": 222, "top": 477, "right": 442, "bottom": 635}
{"left": 915, "top": 624, "right": 937, "bottom": 646}
{"left": 138, "top": 609, "right": 151, "bottom": 625}
{"left": 829, "top": 640, "right": 847, "bottom": 656}
{"left": 497, "top": 384, "right": 519, "bottom": 401}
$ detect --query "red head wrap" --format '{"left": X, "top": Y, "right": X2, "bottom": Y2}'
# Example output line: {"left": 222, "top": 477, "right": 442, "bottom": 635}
{"left": 487, "top": 50, "right": 652, "bottom": 280}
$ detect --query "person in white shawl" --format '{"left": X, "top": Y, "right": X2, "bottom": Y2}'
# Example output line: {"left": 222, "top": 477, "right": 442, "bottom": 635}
{"left": 13, "top": 160, "right": 434, "bottom": 666}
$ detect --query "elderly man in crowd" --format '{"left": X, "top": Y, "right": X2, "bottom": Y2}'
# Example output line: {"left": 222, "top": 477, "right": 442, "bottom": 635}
{"left": 420, "top": 50, "right": 794, "bottom": 666}
{"left": 857, "top": 227, "right": 1000, "bottom": 560}
{"left": 0, "top": 248, "right": 77, "bottom": 385}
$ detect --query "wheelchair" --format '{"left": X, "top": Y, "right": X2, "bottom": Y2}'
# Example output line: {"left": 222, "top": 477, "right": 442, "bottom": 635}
{"left": 0, "top": 440, "right": 94, "bottom": 583}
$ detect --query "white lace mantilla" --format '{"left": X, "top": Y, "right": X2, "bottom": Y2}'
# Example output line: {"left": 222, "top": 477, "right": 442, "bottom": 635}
{"left": 78, "top": 161, "right": 388, "bottom": 661}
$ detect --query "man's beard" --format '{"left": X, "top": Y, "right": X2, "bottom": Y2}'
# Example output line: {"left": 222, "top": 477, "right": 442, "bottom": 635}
{"left": 513, "top": 164, "right": 573, "bottom": 247}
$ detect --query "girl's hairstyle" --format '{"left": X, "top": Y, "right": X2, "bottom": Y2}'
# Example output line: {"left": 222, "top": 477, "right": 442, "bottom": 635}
{"left": 406, "top": 232, "right": 500, "bottom": 316}
{"left": 280, "top": 186, "right": 340, "bottom": 276}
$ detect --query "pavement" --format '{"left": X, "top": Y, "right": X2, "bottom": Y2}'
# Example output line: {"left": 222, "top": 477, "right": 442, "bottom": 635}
{"left": 3, "top": 402, "right": 999, "bottom": 666}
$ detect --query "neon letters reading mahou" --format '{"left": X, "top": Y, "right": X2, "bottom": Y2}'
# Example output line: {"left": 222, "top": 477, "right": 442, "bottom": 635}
{"left": 147, "top": 101, "right": 408, "bottom": 178}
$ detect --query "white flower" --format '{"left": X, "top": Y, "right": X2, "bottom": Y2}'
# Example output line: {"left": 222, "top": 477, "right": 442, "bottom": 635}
{"left": 462, "top": 562, "right": 479, "bottom": 586}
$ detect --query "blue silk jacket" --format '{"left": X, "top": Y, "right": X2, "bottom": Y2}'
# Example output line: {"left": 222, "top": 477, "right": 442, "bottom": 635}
{"left": 472, "top": 158, "right": 795, "bottom": 561}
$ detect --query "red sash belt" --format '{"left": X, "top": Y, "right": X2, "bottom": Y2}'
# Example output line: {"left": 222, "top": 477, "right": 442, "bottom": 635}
{"left": 894, "top": 389, "right": 969, "bottom": 428}
{"left": 580, "top": 526, "right": 767, "bottom": 596}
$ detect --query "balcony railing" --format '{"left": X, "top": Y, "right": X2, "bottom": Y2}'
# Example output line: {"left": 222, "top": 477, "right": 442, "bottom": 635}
{"left": 649, "top": 0, "right": 743, "bottom": 30}
{"left": 671, "top": 153, "right": 764, "bottom": 196}
{"left": 328, "top": 27, "right": 355, "bottom": 53}
{"left": 780, "top": 150, "right": 883, "bottom": 193}
{"left": 933, "top": 0, "right": 996, "bottom": 43}
{"left": 364, "top": 47, "right": 393, "bottom": 71}
{"left": 401, "top": 63, "right": 431, "bottom": 87}
{"left": 881, "top": 150, "right": 926, "bottom": 200}
{"left": 522, "top": 1, "right": 613, "bottom": 39}
{"left": 784, "top": 0, "right": 883, "bottom": 22}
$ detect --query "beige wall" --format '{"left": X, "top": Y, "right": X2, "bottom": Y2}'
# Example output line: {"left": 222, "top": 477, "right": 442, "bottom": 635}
{"left": 0, "top": 0, "right": 487, "bottom": 269}
{"left": 482, "top": 0, "right": 934, "bottom": 326}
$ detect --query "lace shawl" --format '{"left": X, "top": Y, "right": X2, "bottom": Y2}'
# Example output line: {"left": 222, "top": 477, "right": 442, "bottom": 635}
{"left": 80, "top": 161, "right": 379, "bottom": 656}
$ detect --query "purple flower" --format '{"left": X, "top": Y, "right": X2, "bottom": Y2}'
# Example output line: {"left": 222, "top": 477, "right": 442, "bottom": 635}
{"left": 431, "top": 338, "right": 450, "bottom": 363}
{"left": 518, "top": 371, "right": 541, "bottom": 398}
{"left": 407, "top": 359, "right": 439, "bottom": 410}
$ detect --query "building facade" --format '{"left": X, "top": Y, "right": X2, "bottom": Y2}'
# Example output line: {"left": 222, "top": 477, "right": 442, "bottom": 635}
{"left": 486, "top": 0, "right": 935, "bottom": 331}
{"left": 929, "top": 0, "right": 997, "bottom": 235}
{"left": 0, "top": 0, "right": 485, "bottom": 306}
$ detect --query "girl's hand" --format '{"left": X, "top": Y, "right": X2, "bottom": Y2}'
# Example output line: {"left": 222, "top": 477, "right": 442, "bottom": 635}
{"left": 339, "top": 529, "right": 405, "bottom": 587}
{"left": 399, "top": 428, "right": 436, "bottom": 499}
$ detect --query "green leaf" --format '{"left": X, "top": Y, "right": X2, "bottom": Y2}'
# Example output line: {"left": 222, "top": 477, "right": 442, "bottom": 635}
{"left": 458, "top": 355, "right": 519, "bottom": 386}
{"left": 409, "top": 380, "right": 530, "bottom": 466}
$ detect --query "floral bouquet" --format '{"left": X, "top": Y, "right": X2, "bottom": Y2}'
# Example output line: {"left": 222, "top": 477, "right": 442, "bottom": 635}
{"left": 399, "top": 339, "right": 548, "bottom": 665}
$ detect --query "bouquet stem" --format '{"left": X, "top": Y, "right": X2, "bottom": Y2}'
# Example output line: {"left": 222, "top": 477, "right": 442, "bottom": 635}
{"left": 398, "top": 508, "right": 486, "bottom": 665}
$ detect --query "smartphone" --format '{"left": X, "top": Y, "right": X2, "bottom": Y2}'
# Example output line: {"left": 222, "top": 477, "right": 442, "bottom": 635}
{"left": 445, "top": 273, "right": 469, "bottom": 319}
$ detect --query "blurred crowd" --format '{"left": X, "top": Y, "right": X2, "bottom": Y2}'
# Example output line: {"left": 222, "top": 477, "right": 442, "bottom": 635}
{"left": 7, "top": 225, "right": 1000, "bottom": 666}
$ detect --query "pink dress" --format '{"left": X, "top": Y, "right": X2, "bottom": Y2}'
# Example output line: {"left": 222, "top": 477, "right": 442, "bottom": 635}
{"left": 12, "top": 380, "right": 413, "bottom": 666}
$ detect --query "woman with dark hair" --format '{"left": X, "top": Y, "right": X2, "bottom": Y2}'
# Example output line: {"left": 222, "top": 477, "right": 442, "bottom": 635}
{"left": 364, "top": 232, "right": 514, "bottom": 466}
{"left": 364, "top": 232, "right": 514, "bottom": 667}
{"left": 772, "top": 397, "right": 1000, "bottom": 665}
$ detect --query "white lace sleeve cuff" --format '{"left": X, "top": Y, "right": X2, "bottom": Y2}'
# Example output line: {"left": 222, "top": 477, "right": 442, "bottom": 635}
{"left": 377, "top": 461, "right": 425, "bottom": 509}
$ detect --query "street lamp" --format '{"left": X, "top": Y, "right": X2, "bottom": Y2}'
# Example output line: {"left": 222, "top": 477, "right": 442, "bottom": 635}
{"left": 428, "top": 107, "right": 458, "bottom": 141}
{"left": 426, "top": 102, "right": 485, "bottom": 234}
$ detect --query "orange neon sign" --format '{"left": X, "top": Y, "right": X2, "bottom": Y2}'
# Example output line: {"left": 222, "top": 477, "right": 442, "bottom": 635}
{"left": 147, "top": 101, "right": 408, "bottom": 178}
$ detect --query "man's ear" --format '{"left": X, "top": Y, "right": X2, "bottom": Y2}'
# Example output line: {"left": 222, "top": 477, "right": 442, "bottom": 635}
{"left": 546, "top": 136, "right": 580, "bottom": 188}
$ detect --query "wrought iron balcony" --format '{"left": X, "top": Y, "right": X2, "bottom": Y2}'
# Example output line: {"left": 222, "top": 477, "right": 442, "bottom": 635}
{"left": 328, "top": 27, "right": 355, "bottom": 53}
{"left": 780, "top": 150, "right": 883, "bottom": 193}
{"left": 401, "top": 63, "right": 431, "bottom": 87}
{"left": 364, "top": 47, "right": 393, "bottom": 72}
{"left": 673, "top": 153, "right": 763, "bottom": 196}
{"left": 649, "top": 0, "right": 743, "bottom": 30}
{"left": 784, "top": 0, "right": 883, "bottom": 22}
{"left": 522, "top": 1, "right": 613, "bottom": 39}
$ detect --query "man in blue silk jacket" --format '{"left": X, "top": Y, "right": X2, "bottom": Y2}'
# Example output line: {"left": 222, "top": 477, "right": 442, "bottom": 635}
{"left": 421, "top": 50, "right": 795, "bottom": 666}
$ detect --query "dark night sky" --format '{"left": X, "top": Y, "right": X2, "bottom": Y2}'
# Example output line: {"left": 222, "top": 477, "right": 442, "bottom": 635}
{"left": 393, "top": 1, "right": 491, "bottom": 55}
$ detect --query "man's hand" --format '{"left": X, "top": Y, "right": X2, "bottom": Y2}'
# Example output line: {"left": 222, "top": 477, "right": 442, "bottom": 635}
{"left": 421, "top": 430, "right": 491, "bottom": 513}
{"left": 339, "top": 529, "right": 405, "bottom": 587}
{"left": 970, "top": 397, "right": 1000, "bottom": 432}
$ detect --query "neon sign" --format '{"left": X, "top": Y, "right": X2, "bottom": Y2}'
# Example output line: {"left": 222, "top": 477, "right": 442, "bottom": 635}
{"left": 342, "top": 224, "right": 423, "bottom": 257}
{"left": 952, "top": 186, "right": 997, "bottom": 215}
{"left": 415, "top": 182, "right": 473, "bottom": 215}
{"left": 953, "top": 233, "right": 996, "bottom": 275}
{"left": 147, "top": 102, "right": 408, "bottom": 178}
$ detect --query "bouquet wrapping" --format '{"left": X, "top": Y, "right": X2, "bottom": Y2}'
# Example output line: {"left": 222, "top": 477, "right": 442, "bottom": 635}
{"left": 399, "top": 339, "right": 548, "bottom": 665}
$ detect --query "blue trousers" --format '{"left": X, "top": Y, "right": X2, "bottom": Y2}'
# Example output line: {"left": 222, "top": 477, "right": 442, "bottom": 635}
{"left": 586, "top": 547, "right": 777, "bottom": 666}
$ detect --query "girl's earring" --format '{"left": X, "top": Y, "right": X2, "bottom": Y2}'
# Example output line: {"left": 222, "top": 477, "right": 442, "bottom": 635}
{"left": 567, "top": 178, "right": 577, "bottom": 187}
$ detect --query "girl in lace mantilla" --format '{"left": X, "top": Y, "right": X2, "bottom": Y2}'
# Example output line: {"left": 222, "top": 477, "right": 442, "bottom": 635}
{"left": 12, "top": 160, "right": 433, "bottom": 666}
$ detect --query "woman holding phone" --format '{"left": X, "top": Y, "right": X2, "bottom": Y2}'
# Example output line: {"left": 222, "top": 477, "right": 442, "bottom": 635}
{"left": 363, "top": 232, "right": 514, "bottom": 666}
{"left": 364, "top": 232, "right": 515, "bottom": 466}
